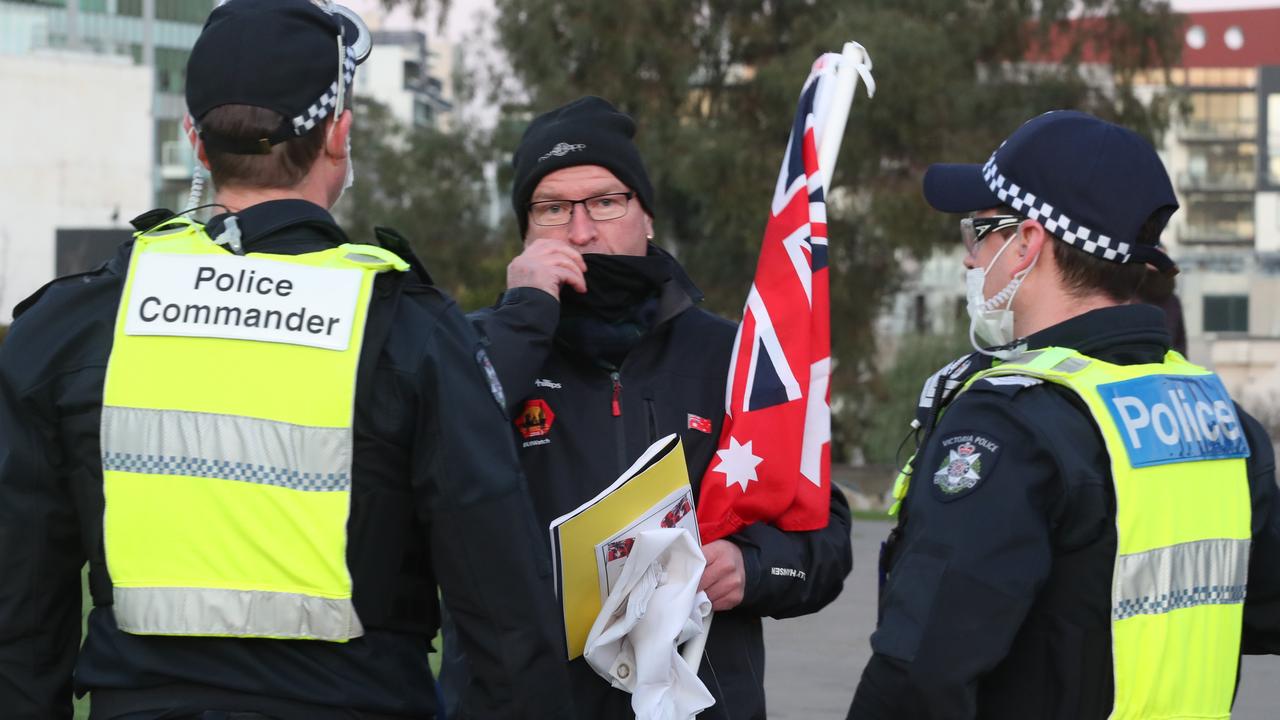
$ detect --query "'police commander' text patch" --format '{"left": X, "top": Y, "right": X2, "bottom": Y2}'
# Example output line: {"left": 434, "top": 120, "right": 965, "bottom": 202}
{"left": 1097, "top": 374, "right": 1250, "bottom": 468}
{"left": 932, "top": 431, "right": 1003, "bottom": 501}
{"left": 124, "top": 254, "right": 362, "bottom": 351}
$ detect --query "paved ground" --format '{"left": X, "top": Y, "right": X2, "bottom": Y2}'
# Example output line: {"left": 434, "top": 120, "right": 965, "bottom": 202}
{"left": 763, "top": 518, "right": 1280, "bottom": 719}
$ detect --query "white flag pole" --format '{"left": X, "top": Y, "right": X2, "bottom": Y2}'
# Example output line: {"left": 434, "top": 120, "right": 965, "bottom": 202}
{"left": 819, "top": 41, "right": 875, "bottom": 196}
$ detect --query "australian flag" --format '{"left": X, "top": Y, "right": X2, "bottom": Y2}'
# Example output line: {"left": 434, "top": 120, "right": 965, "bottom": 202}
{"left": 697, "top": 56, "right": 835, "bottom": 542}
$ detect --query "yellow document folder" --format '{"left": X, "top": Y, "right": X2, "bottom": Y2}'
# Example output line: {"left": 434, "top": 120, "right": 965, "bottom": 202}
{"left": 549, "top": 433, "right": 695, "bottom": 659}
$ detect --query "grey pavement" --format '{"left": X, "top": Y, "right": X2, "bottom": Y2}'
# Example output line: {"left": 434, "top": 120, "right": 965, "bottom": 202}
{"left": 763, "top": 518, "right": 1280, "bottom": 719}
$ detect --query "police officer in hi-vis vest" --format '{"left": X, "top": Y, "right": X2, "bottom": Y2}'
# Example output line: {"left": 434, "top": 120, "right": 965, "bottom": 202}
{"left": 0, "top": 1, "right": 572, "bottom": 718}
{"left": 850, "top": 111, "right": 1280, "bottom": 719}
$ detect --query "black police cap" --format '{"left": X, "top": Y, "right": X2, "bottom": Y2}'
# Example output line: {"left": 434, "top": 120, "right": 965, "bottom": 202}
{"left": 186, "top": 0, "right": 372, "bottom": 155}
{"left": 923, "top": 110, "right": 1179, "bottom": 273}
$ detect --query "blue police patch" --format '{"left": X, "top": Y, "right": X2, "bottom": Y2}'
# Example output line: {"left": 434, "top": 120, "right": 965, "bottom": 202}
{"left": 1097, "top": 374, "right": 1251, "bottom": 468}
{"left": 931, "top": 431, "right": 1003, "bottom": 501}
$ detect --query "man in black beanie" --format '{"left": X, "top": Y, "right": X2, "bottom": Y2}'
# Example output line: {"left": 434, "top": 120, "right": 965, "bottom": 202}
{"left": 453, "top": 95, "right": 853, "bottom": 720}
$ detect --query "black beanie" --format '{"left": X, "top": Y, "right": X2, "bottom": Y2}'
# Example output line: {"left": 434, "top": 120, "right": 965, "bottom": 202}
{"left": 511, "top": 96, "right": 655, "bottom": 237}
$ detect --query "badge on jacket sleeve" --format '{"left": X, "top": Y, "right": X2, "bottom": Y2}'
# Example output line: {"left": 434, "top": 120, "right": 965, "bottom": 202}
{"left": 475, "top": 348, "right": 506, "bottom": 411}
{"left": 931, "top": 431, "right": 1003, "bottom": 501}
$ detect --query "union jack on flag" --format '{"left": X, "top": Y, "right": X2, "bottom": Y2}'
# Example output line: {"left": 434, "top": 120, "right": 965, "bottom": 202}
{"left": 697, "top": 55, "right": 838, "bottom": 542}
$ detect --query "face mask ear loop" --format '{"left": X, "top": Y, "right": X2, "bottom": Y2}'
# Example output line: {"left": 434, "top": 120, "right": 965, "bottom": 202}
{"left": 996, "top": 244, "right": 1040, "bottom": 314}
{"left": 977, "top": 232, "right": 1025, "bottom": 312}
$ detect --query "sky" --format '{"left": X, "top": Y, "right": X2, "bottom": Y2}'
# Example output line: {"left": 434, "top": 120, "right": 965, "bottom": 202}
{"left": 343, "top": 0, "right": 495, "bottom": 45}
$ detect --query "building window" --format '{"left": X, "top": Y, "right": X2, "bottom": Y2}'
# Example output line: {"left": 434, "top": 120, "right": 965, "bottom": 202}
{"left": 1183, "top": 68, "right": 1257, "bottom": 88}
{"left": 413, "top": 100, "right": 435, "bottom": 128}
{"left": 1184, "top": 91, "right": 1255, "bottom": 139}
{"left": 1268, "top": 94, "right": 1280, "bottom": 186}
{"left": 154, "top": 46, "right": 190, "bottom": 93}
{"left": 1183, "top": 193, "right": 1254, "bottom": 242}
{"left": 1181, "top": 143, "right": 1256, "bottom": 191}
{"left": 403, "top": 60, "right": 422, "bottom": 90}
{"left": 1203, "top": 295, "right": 1249, "bottom": 333}
{"left": 118, "top": 0, "right": 212, "bottom": 22}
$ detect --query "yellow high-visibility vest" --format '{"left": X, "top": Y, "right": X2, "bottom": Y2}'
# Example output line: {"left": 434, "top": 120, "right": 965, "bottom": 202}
{"left": 101, "top": 216, "right": 407, "bottom": 642}
{"left": 970, "top": 346, "right": 1251, "bottom": 720}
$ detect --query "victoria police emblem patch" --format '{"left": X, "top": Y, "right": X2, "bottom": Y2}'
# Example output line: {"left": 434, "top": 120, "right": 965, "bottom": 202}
{"left": 932, "top": 431, "right": 1003, "bottom": 501}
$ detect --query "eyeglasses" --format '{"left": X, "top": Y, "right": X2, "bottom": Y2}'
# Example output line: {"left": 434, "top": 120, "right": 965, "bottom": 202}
{"left": 528, "top": 192, "right": 635, "bottom": 227}
{"left": 960, "top": 215, "right": 1023, "bottom": 254}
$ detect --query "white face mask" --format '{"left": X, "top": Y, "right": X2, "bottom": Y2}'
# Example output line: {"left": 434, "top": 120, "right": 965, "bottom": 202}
{"left": 966, "top": 232, "right": 1038, "bottom": 357}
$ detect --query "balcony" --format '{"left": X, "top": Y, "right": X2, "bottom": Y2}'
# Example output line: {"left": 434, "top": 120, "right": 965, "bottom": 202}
{"left": 1177, "top": 172, "right": 1255, "bottom": 192}
{"left": 1177, "top": 119, "right": 1256, "bottom": 142}
{"left": 1178, "top": 224, "right": 1255, "bottom": 245}
{"left": 159, "top": 139, "right": 194, "bottom": 181}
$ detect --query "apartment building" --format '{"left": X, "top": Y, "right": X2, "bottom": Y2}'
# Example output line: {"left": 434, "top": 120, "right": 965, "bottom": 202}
{"left": 884, "top": 4, "right": 1280, "bottom": 412}
{"left": 1157, "top": 6, "right": 1280, "bottom": 404}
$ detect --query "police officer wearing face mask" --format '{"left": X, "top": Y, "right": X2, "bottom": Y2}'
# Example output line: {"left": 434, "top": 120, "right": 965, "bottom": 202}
{"left": 850, "top": 110, "right": 1280, "bottom": 719}
{"left": 0, "top": 2, "right": 573, "bottom": 718}
{"left": 447, "top": 96, "right": 853, "bottom": 720}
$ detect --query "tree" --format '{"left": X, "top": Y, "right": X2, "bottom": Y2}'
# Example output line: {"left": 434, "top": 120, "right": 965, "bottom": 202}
{"left": 340, "top": 97, "right": 517, "bottom": 309}
{"left": 374, "top": 0, "right": 1184, "bottom": 461}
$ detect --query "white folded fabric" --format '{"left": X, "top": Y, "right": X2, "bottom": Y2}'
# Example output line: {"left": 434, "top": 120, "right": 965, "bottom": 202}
{"left": 584, "top": 527, "right": 715, "bottom": 720}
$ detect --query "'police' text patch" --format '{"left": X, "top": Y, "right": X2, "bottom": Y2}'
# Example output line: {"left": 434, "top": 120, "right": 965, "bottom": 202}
{"left": 1097, "top": 374, "right": 1251, "bottom": 468}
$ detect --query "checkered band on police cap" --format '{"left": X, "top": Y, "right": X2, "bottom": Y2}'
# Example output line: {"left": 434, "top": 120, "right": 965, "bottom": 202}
{"left": 291, "top": 45, "right": 357, "bottom": 135}
{"left": 981, "top": 151, "right": 1132, "bottom": 263}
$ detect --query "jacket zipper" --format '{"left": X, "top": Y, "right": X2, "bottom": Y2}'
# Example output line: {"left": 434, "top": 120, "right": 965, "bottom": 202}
{"left": 610, "top": 372, "right": 622, "bottom": 417}
{"left": 611, "top": 371, "right": 627, "bottom": 473}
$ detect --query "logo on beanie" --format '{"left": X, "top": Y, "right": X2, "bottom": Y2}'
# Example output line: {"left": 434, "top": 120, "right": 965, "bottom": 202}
{"left": 539, "top": 142, "right": 587, "bottom": 162}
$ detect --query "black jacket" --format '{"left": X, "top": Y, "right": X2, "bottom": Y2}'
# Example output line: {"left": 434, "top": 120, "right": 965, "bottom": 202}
{"left": 468, "top": 253, "right": 853, "bottom": 720}
{"left": 0, "top": 200, "right": 573, "bottom": 720}
{"left": 850, "top": 305, "right": 1280, "bottom": 719}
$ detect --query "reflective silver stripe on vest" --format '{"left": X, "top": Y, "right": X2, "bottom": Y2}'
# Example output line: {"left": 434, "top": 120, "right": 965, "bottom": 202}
{"left": 1051, "top": 356, "right": 1091, "bottom": 373}
{"left": 102, "top": 406, "right": 351, "bottom": 492}
{"left": 114, "top": 586, "right": 363, "bottom": 641}
{"left": 1113, "top": 538, "right": 1249, "bottom": 621}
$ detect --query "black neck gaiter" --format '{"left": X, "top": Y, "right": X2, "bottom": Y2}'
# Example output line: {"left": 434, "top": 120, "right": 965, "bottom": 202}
{"left": 557, "top": 253, "right": 672, "bottom": 368}
{"left": 560, "top": 253, "right": 671, "bottom": 322}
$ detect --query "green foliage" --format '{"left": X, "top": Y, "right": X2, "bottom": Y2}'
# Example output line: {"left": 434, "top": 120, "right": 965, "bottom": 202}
{"left": 860, "top": 330, "right": 972, "bottom": 466}
{"left": 373, "top": 0, "right": 1184, "bottom": 460}
{"left": 340, "top": 98, "right": 518, "bottom": 309}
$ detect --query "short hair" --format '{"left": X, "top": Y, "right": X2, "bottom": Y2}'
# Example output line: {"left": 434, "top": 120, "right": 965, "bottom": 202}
{"left": 201, "top": 104, "right": 327, "bottom": 190}
{"left": 1050, "top": 212, "right": 1164, "bottom": 303}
